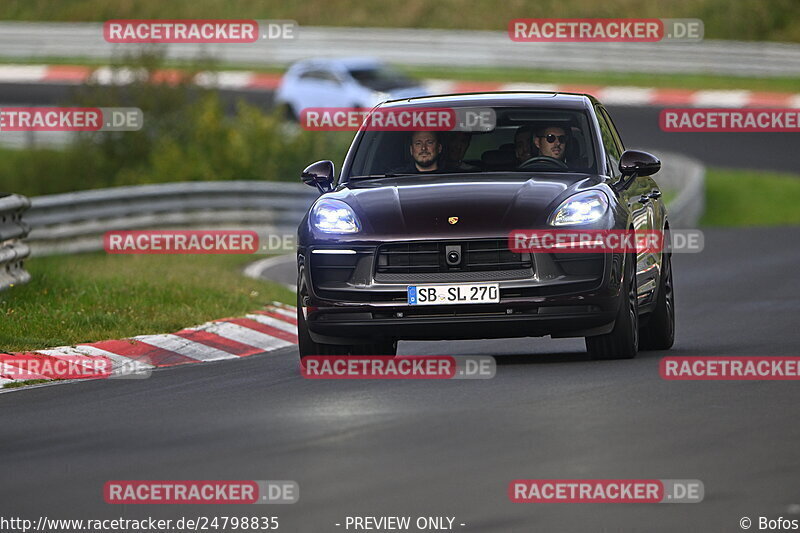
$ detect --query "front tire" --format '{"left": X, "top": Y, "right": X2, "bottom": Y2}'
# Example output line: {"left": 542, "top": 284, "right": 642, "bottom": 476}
{"left": 586, "top": 253, "right": 639, "bottom": 360}
{"left": 297, "top": 284, "right": 396, "bottom": 361}
{"left": 639, "top": 250, "right": 675, "bottom": 350}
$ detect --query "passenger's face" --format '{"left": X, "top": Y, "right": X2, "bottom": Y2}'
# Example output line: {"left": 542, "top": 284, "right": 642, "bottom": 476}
{"left": 534, "top": 127, "right": 567, "bottom": 160}
{"left": 515, "top": 129, "right": 532, "bottom": 162}
{"left": 447, "top": 132, "right": 471, "bottom": 162}
{"left": 410, "top": 131, "right": 441, "bottom": 169}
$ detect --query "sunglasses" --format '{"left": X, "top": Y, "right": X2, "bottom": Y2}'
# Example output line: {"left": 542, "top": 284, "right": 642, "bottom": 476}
{"left": 539, "top": 134, "right": 567, "bottom": 144}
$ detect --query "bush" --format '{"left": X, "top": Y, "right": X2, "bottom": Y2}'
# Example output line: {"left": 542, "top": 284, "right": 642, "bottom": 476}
{"left": 0, "top": 53, "right": 352, "bottom": 196}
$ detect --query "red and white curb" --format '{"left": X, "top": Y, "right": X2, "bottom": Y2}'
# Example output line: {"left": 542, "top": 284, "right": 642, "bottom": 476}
{"left": 0, "top": 64, "right": 797, "bottom": 108}
{"left": 0, "top": 302, "right": 297, "bottom": 390}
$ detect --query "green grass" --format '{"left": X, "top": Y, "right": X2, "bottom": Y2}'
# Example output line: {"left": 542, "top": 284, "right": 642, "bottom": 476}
{"left": 3, "top": 379, "right": 55, "bottom": 389}
{"left": 0, "top": 253, "right": 295, "bottom": 353}
{"left": 701, "top": 167, "right": 800, "bottom": 226}
{"left": 2, "top": 0, "right": 800, "bottom": 43}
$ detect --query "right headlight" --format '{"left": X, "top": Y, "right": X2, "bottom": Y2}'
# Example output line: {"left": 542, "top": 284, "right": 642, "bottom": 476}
{"left": 311, "top": 198, "right": 361, "bottom": 234}
{"left": 548, "top": 190, "right": 610, "bottom": 226}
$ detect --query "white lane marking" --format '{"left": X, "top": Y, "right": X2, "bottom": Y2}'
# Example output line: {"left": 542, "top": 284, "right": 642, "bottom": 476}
{"left": 194, "top": 70, "right": 253, "bottom": 89}
{"left": 425, "top": 79, "right": 457, "bottom": 95}
{"left": 501, "top": 82, "right": 560, "bottom": 92}
{"left": 0, "top": 65, "right": 48, "bottom": 82}
{"left": 133, "top": 334, "right": 240, "bottom": 362}
{"left": 73, "top": 345, "right": 156, "bottom": 370}
{"left": 242, "top": 254, "right": 296, "bottom": 288}
{"left": 692, "top": 90, "right": 751, "bottom": 107}
{"left": 596, "top": 86, "right": 655, "bottom": 106}
{"left": 91, "top": 66, "right": 141, "bottom": 85}
{"left": 36, "top": 347, "right": 112, "bottom": 372}
{"left": 245, "top": 314, "right": 298, "bottom": 334}
{"left": 270, "top": 301, "right": 297, "bottom": 310}
{"left": 264, "top": 307, "right": 296, "bottom": 320}
{"left": 191, "top": 322, "right": 293, "bottom": 351}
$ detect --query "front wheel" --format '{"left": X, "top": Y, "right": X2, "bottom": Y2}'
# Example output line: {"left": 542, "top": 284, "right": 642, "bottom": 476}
{"left": 585, "top": 253, "right": 639, "bottom": 360}
{"left": 639, "top": 250, "right": 675, "bottom": 350}
{"left": 297, "top": 292, "right": 396, "bottom": 362}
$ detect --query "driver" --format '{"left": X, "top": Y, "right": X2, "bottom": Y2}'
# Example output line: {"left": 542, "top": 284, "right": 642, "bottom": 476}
{"left": 401, "top": 130, "right": 442, "bottom": 173}
{"left": 533, "top": 126, "right": 568, "bottom": 161}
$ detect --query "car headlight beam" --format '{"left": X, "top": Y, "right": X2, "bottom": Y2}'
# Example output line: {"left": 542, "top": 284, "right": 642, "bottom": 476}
{"left": 548, "top": 190, "right": 610, "bottom": 226}
{"left": 311, "top": 199, "right": 361, "bottom": 234}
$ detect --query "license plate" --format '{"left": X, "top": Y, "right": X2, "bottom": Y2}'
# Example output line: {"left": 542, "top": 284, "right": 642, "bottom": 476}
{"left": 407, "top": 283, "right": 500, "bottom": 305}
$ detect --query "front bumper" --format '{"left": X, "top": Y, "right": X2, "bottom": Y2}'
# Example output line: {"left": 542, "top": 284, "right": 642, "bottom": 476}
{"left": 300, "top": 243, "right": 624, "bottom": 344}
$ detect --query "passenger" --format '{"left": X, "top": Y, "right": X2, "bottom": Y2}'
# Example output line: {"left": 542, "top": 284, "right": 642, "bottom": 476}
{"left": 514, "top": 125, "right": 533, "bottom": 163}
{"left": 443, "top": 131, "right": 478, "bottom": 171}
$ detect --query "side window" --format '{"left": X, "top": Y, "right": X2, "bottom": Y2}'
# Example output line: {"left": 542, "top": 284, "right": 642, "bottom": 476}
{"left": 299, "top": 70, "right": 340, "bottom": 83}
{"left": 599, "top": 107, "right": 625, "bottom": 155}
{"left": 595, "top": 106, "right": 621, "bottom": 176}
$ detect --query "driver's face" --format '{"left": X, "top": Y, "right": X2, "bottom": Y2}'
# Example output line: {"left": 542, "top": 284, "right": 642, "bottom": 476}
{"left": 534, "top": 127, "right": 567, "bottom": 160}
{"left": 410, "top": 131, "right": 441, "bottom": 169}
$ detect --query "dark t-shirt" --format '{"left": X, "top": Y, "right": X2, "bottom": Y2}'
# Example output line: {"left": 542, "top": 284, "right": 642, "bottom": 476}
{"left": 389, "top": 162, "right": 442, "bottom": 174}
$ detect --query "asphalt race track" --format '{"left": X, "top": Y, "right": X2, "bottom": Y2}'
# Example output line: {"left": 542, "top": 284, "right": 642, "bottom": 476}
{"left": 0, "top": 82, "right": 798, "bottom": 174}
{"left": 1, "top": 228, "right": 799, "bottom": 531}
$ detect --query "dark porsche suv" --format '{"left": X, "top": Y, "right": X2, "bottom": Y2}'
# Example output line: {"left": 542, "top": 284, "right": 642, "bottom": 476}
{"left": 296, "top": 92, "right": 675, "bottom": 360}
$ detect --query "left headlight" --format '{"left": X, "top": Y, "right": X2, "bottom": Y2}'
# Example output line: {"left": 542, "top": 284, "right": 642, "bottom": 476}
{"left": 311, "top": 198, "right": 361, "bottom": 234}
{"left": 548, "top": 190, "right": 609, "bottom": 226}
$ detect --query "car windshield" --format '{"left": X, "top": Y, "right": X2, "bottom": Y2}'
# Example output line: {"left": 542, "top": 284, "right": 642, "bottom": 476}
{"left": 346, "top": 106, "right": 598, "bottom": 179}
{"left": 348, "top": 66, "right": 418, "bottom": 91}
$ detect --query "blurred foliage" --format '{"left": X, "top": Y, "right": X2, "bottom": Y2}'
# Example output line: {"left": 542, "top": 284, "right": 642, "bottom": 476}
{"left": 0, "top": 51, "right": 352, "bottom": 196}
{"left": 701, "top": 168, "right": 800, "bottom": 227}
{"left": 2, "top": 0, "right": 800, "bottom": 43}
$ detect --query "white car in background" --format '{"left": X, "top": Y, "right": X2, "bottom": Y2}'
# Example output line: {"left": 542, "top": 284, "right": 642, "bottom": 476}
{"left": 275, "top": 57, "right": 429, "bottom": 118}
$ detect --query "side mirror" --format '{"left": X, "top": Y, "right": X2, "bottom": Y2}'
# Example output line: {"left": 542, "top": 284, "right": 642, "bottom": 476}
{"left": 619, "top": 150, "right": 661, "bottom": 177}
{"left": 301, "top": 160, "right": 334, "bottom": 194}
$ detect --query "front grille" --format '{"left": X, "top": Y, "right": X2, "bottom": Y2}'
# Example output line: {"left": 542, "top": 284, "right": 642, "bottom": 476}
{"left": 376, "top": 239, "right": 533, "bottom": 275}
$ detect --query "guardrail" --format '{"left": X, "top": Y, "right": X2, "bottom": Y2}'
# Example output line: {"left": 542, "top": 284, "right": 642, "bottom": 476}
{"left": 647, "top": 150, "right": 705, "bottom": 228}
{"left": 24, "top": 181, "right": 319, "bottom": 256}
{"left": 0, "top": 22, "right": 798, "bottom": 77}
{"left": 0, "top": 193, "right": 32, "bottom": 291}
{"left": 23, "top": 151, "right": 703, "bottom": 257}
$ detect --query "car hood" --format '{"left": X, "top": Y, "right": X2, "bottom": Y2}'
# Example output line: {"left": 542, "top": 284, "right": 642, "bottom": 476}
{"left": 318, "top": 173, "right": 603, "bottom": 239}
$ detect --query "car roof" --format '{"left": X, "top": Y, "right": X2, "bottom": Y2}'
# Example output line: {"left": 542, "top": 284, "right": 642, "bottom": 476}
{"left": 377, "top": 91, "right": 599, "bottom": 110}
